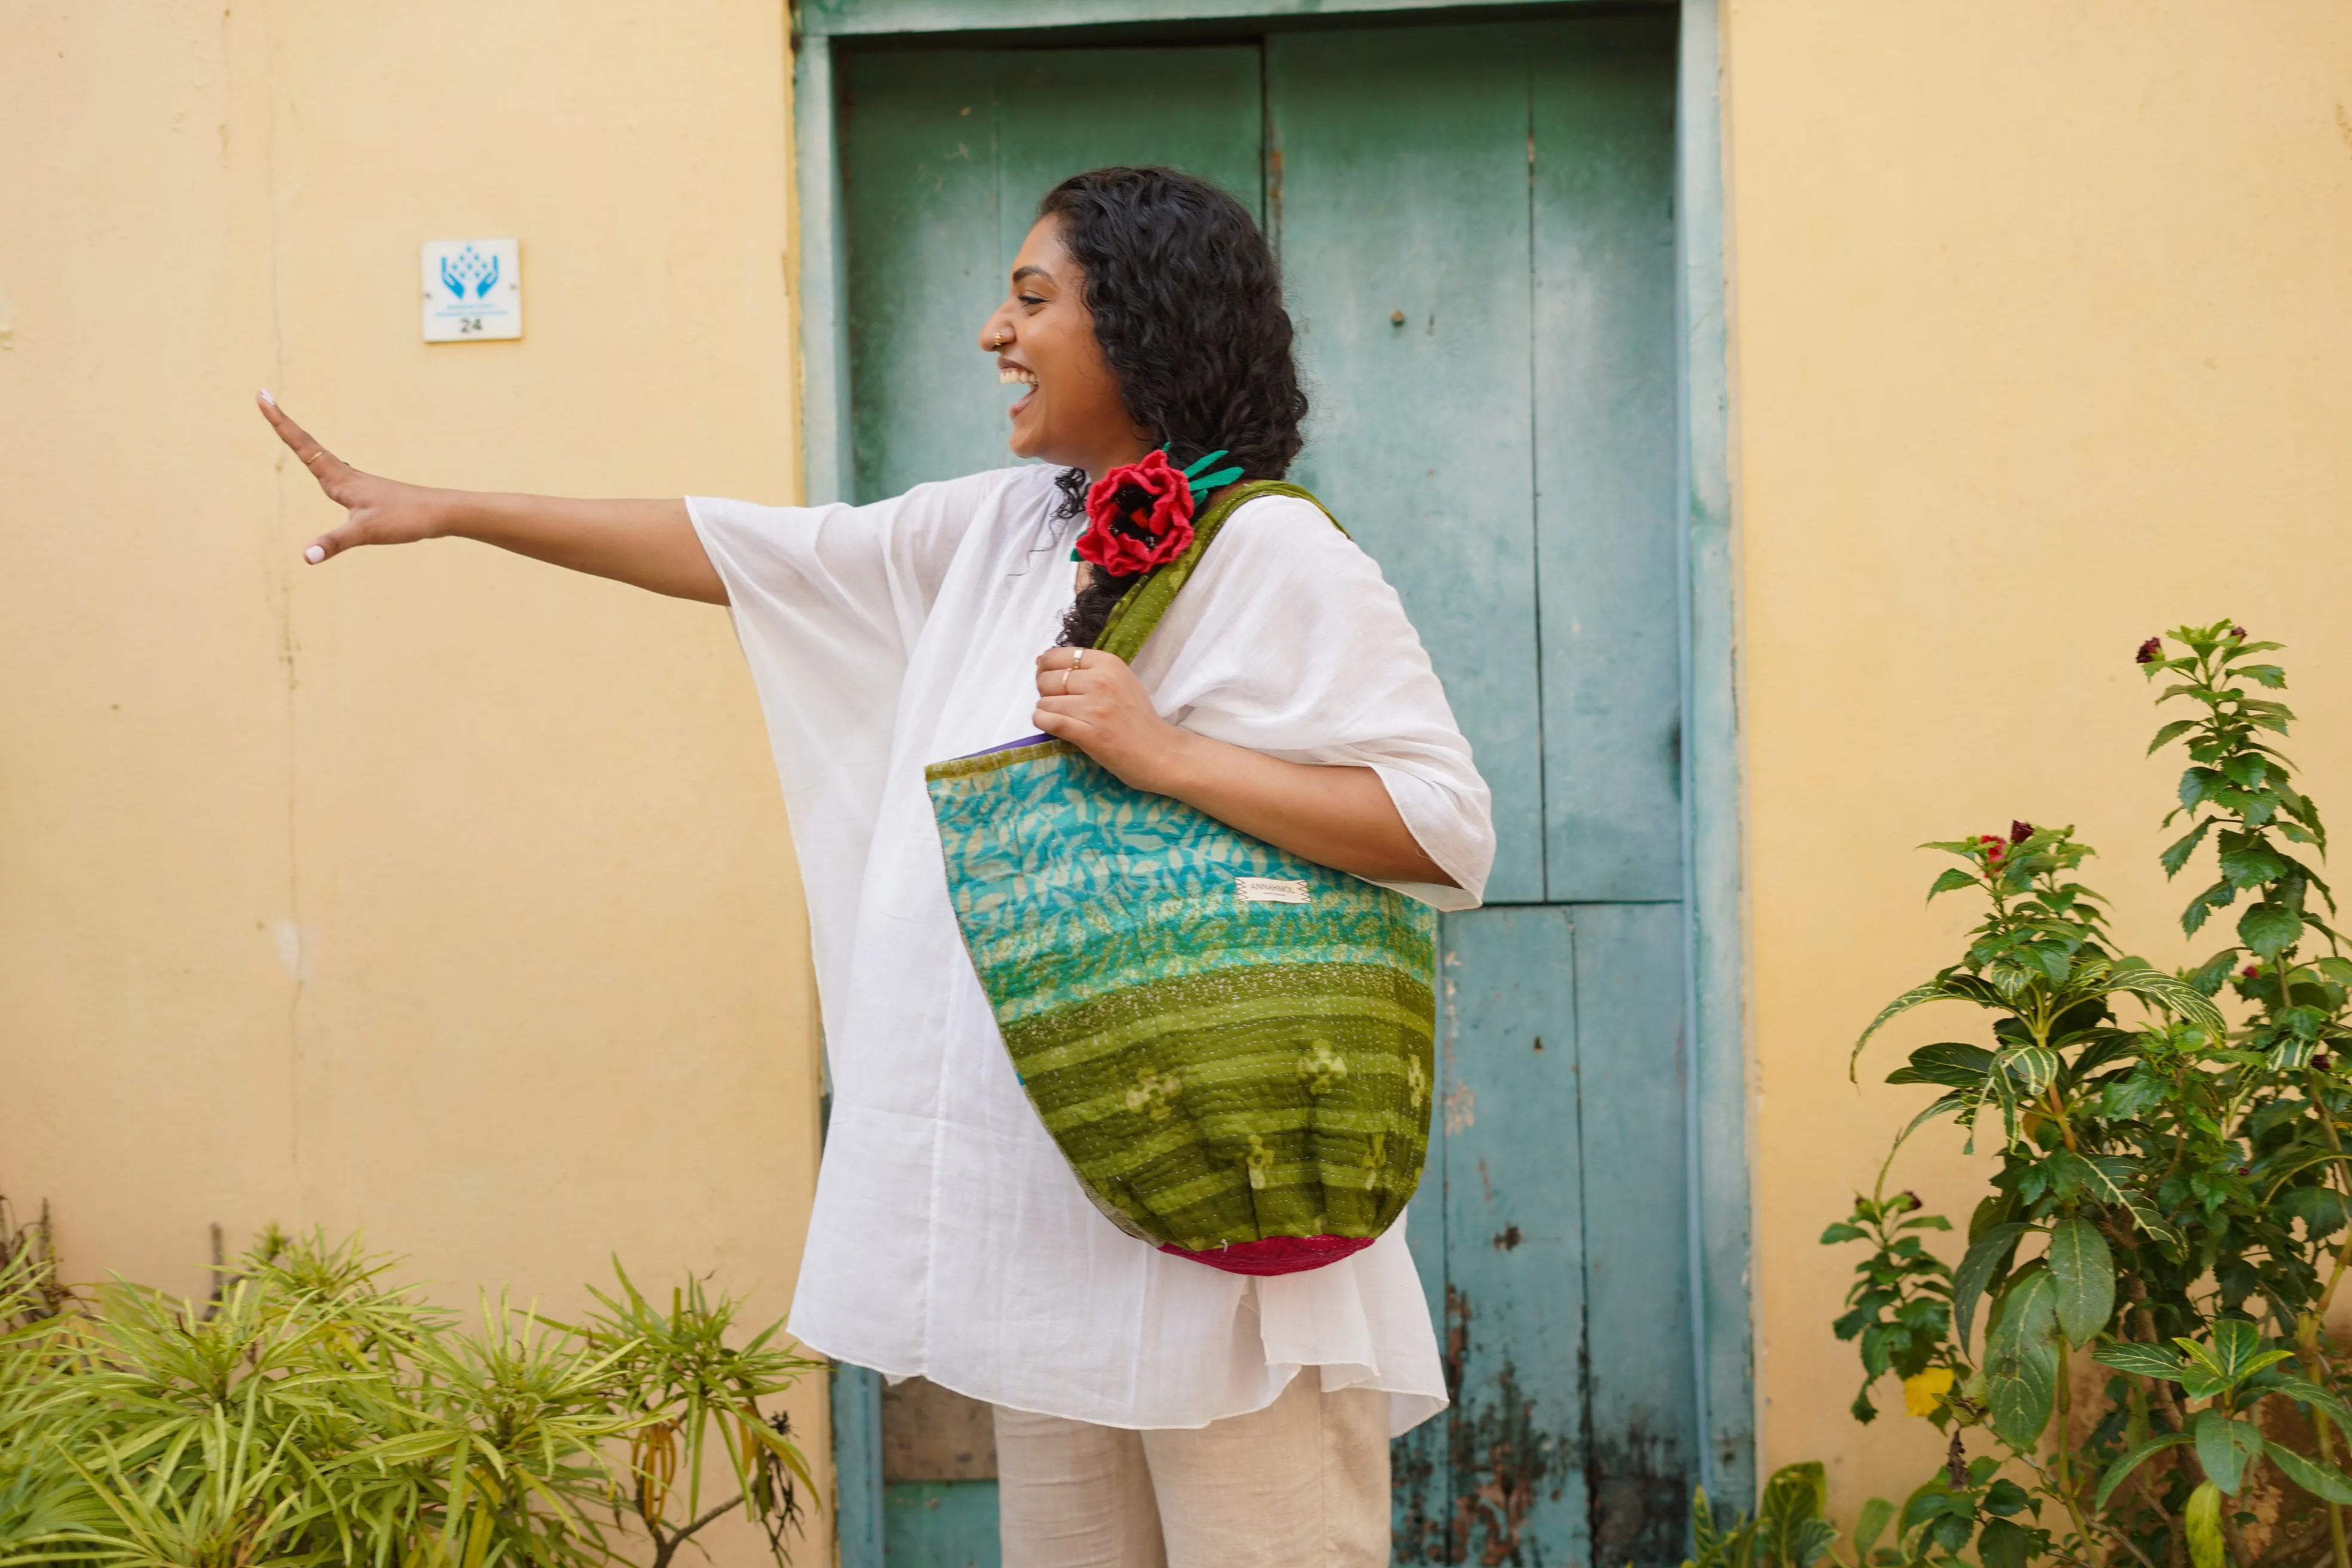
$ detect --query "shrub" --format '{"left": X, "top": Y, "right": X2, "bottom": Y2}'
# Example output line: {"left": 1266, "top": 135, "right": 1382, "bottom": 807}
{"left": 0, "top": 1203, "right": 817, "bottom": 1568}
{"left": 1829, "top": 622, "right": 2352, "bottom": 1568}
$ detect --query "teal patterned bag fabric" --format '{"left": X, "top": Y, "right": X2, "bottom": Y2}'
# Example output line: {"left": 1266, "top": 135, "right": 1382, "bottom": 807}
{"left": 925, "top": 482, "right": 1437, "bottom": 1276}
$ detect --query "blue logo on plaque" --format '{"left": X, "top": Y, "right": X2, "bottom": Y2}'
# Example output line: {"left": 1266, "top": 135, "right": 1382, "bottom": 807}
{"left": 439, "top": 246, "right": 501, "bottom": 301}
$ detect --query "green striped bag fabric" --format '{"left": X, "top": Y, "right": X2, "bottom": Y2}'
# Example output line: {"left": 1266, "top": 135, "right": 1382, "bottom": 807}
{"left": 924, "top": 482, "right": 1436, "bottom": 1276}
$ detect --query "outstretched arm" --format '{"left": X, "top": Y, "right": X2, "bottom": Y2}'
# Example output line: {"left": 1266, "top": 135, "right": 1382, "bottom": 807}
{"left": 1030, "top": 646, "right": 1459, "bottom": 888}
{"left": 256, "top": 392, "right": 727, "bottom": 604}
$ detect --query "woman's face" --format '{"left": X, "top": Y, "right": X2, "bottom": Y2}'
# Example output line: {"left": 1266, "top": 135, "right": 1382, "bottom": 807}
{"left": 980, "top": 218, "right": 1149, "bottom": 479}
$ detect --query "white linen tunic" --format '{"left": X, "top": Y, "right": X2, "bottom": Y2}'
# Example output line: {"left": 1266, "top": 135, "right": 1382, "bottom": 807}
{"left": 689, "top": 465, "right": 1496, "bottom": 1437}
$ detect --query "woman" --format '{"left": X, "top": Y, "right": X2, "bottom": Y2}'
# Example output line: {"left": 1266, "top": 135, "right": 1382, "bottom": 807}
{"left": 259, "top": 166, "right": 1493, "bottom": 1568}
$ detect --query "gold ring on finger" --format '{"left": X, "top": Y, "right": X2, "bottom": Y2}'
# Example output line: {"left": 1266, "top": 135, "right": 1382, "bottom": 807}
{"left": 1061, "top": 668, "right": 1073, "bottom": 695}
{"left": 1070, "top": 650, "right": 1085, "bottom": 670}
{"left": 304, "top": 450, "right": 329, "bottom": 466}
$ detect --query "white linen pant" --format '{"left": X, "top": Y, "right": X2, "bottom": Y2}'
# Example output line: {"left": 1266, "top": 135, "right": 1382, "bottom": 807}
{"left": 993, "top": 1373, "right": 1391, "bottom": 1567}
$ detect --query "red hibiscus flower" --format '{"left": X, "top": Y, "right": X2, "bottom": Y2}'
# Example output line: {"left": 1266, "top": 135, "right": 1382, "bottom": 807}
{"left": 1079, "top": 449, "right": 1196, "bottom": 576}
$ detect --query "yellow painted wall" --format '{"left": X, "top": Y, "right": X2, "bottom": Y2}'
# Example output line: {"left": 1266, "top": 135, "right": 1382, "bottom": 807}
{"left": 1726, "top": 0, "right": 2352, "bottom": 1521}
{"left": 0, "top": 1, "right": 825, "bottom": 1554}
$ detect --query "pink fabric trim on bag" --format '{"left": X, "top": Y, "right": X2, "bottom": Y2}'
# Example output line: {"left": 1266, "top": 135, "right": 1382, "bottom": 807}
{"left": 1158, "top": 1235, "right": 1377, "bottom": 1276}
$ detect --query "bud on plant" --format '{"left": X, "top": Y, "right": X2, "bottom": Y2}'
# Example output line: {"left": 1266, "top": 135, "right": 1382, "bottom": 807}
{"left": 2136, "top": 636, "right": 2163, "bottom": 663}
{"left": 2010, "top": 821, "right": 2033, "bottom": 844}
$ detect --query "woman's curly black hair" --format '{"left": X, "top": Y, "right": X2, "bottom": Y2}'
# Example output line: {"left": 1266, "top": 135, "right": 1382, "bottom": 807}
{"left": 1038, "top": 166, "right": 1308, "bottom": 647}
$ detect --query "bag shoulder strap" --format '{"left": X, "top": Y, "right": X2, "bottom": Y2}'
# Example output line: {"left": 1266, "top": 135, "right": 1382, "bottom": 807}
{"left": 1093, "top": 480, "right": 1342, "bottom": 662}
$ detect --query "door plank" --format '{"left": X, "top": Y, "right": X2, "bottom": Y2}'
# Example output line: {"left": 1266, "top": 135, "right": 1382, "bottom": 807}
{"left": 1269, "top": 29, "right": 1546, "bottom": 903}
{"left": 1573, "top": 902, "right": 1698, "bottom": 1564}
{"left": 843, "top": 51, "right": 1009, "bottom": 502}
{"left": 882, "top": 1481, "right": 1002, "bottom": 1568}
{"left": 988, "top": 47, "right": 1264, "bottom": 255}
{"left": 843, "top": 46, "right": 1261, "bottom": 504}
{"left": 1532, "top": 17, "right": 1683, "bottom": 902}
{"left": 1416, "top": 906, "right": 1591, "bottom": 1565}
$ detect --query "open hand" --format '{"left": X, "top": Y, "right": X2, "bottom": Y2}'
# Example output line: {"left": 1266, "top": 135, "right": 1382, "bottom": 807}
{"left": 257, "top": 391, "right": 447, "bottom": 563}
{"left": 1032, "top": 645, "right": 1194, "bottom": 794}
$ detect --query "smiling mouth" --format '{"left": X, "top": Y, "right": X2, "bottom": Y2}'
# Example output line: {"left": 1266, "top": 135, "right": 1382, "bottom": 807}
{"left": 1000, "top": 363, "right": 1038, "bottom": 420}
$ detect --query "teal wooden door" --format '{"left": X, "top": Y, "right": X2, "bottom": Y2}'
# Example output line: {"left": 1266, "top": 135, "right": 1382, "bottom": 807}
{"left": 834, "top": 16, "right": 1692, "bottom": 1565}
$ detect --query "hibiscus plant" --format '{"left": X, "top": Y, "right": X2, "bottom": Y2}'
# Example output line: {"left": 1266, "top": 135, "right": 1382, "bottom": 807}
{"left": 1826, "top": 621, "right": 2352, "bottom": 1568}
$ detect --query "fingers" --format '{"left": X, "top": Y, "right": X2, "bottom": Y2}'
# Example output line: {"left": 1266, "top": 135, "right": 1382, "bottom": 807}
{"left": 255, "top": 389, "right": 321, "bottom": 457}
{"left": 255, "top": 390, "right": 353, "bottom": 488}
{"left": 1030, "top": 700, "right": 1094, "bottom": 744}
{"left": 1033, "top": 647, "right": 1124, "bottom": 697}
{"left": 259, "top": 391, "right": 366, "bottom": 564}
{"left": 303, "top": 522, "right": 363, "bottom": 565}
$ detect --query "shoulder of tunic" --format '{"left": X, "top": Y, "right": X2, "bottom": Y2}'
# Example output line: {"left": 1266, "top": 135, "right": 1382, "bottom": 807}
{"left": 1193, "top": 488, "right": 1380, "bottom": 590}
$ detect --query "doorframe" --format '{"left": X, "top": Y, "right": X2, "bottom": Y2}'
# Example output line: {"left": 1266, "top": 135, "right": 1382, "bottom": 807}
{"left": 787, "top": 1, "right": 1751, "bottom": 1555}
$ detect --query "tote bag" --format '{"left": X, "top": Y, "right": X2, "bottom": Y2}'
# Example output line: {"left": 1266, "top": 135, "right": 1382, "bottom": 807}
{"left": 924, "top": 482, "right": 1436, "bottom": 1276}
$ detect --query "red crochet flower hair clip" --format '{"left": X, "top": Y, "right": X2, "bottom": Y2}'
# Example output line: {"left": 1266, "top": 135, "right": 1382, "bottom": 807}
{"left": 1074, "top": 446, "right": 1245, "bottom": 577}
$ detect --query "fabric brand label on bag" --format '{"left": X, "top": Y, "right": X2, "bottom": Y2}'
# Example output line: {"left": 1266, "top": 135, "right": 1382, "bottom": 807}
{"left": 1235, "top": 877, "right": 1311, "bottom": 905}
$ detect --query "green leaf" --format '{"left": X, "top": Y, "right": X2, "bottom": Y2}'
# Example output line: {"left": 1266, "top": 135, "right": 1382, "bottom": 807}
{"left": 2219, "top": 844, "right": 2287, "bottom": 887}
{"left": 2223, "top": 754, "right": 2270, "bottom": 789}
{"left": 2278, "top": 1184, "right": 2350, "bottom": 1242}
{"left": 2175, "top": 1321, "right": 2294, "bottom": 1400}
{"left": 1887, "top": 1042, "right": 1996, "bottom": 1089}
{"left": 2184, "top": 1481, "right": 2224, "bottom": 1568}
{"left": 1820, "top": 1223, "right": 1866, "bottom": 1244}
{"left": 2194, "top": 1409, "right": 2265, "bottom": 1494}
{"left": 1852, "top": 979, "right": 1976, "bottom": 1080}
{"left": 1986, "top": 1269, "right": 2060, "bottom": 1450}
{"left": 1854, "top": 1497, "right": 1895, "bottom": 1560}
{"left": 2093, "top": 1342, "right": 2187, "bottom": 1380}
{"left": 2161, "top": 819, "right": 2215, "bottom": 876}
{"left": 2207, "top": 1319, "right": 2283, "bottom": 1381}
{"left": 1756, "top": 1462, "right": 1828, "bottom": 1568}
{"left": 2240, "top": 901, "right": 2304, "bottom": 958}
{"left": 2100, "top": 1070, "right": 2169, "bottom": 1119}
{"left": 2187, "top": 948, "right": 2242, "bottom": 994}
{"left": 2075, "top": 1156, "right": 2188, "bottom": 1253}
{"left": 2182, "top": 880, "right": 2232, "bottom": 936}
{"left": 2094, "top": 1432, "right": 2195, "bottom": 1510}
{"left": 1789, "top": 1517, "right": 1838, "bottom": 1568}
{"left": 2046, "top": 1217, "right": 2115, "bottom": 1343}
{"left": 1982, "top": 1478, "right": 2031, "bottom": 1517}
{"left": 2148, "top": 718, "right": 2198, "bottom": 757}
{"left": 1927, "top": 868, "right": 1979, "bottom": 900}
{"left": 1998, "top": 1043, "right": 2060, "bottom": 1098}
{"left": 2264, "top": 1440, "right": 2352, "bottom": 1505}
{"left": 1975, "top": 1517, "right": 2031, "bottom": 1568}
{"left": 2100, "top": 966, "right": 2228, "bottom": 1035}
{"left": 1176, "top": 447, "right": 1231, "bottom": 478}
{"left": 1953, "top": 1224, "right": 2027, "bottom": 1351}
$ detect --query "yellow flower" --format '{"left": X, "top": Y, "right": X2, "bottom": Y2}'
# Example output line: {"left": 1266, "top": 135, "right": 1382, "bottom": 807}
{"left": 1903, "top": 1367, "right": 1955, "bottom": 1417}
